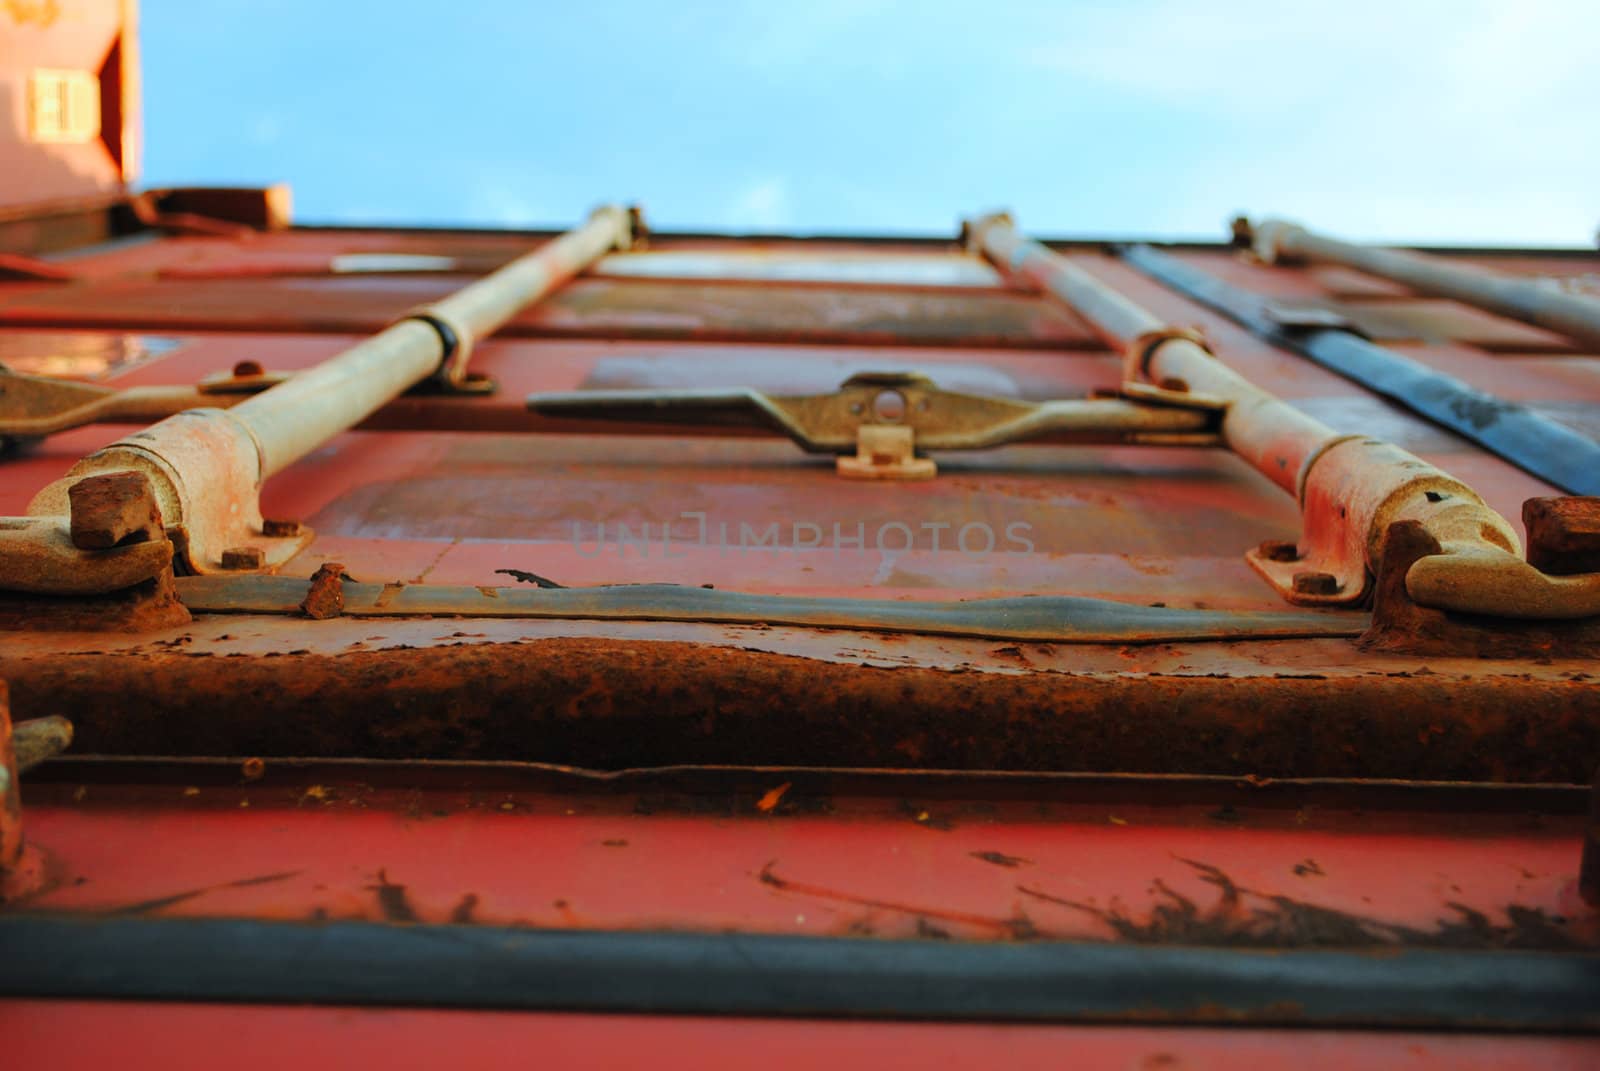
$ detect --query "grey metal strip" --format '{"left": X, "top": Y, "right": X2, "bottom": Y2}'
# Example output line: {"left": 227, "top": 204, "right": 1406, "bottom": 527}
{"left": 174, "top": 575, "right": 1363, "bottom": 644}
{"left": 1118, "top": 243, "right": 1600, "bottom": 496}
{"left": 3, "top": 915, "right": 1598, "bottom": 1029}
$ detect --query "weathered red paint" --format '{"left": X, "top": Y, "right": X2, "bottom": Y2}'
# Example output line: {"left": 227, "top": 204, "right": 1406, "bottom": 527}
{"left": 8, "top": 1002, "right": 1600, "bottom": 1071}
{"left": 5, "top": 4, "right": 1600, "bottom": 1056}
{"left": 13, "top": 760, "right": 1595, "bottom": 948}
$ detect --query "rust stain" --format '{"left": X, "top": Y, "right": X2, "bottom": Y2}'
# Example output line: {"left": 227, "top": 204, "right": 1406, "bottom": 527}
{"left": 756, "top": 782, "right": 791, "bottom": 813}
{"left": 970, "top": 850, "right": 1031, "bottom": 868}
{"left": 449, "top": 893, "right": 478, "bottom": 924}
{"left": 1018, "top": 859, "right": 1582, "bottom": 951}
{"left": 108, "top": 870, "right": 301, "bottom": 916}
{"left": 902, "top": 801, "right": 955, "bottom": 830}
{"left": 758, "top": 861, "right": 1034, "bottom": 939}
{"left": 366, "top": 869, "right": 418, "bottom": 923}
{"left": 2, "top": 637, "right": 1598, "bottom": 782}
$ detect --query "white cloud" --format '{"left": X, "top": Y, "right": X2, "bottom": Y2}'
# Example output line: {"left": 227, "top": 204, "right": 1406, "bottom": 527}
{"left": 725, "top": 178, "right": 793, "bottom": 230}
{"left": 1018, "top": 0, "right": 1600, "bottom": 243}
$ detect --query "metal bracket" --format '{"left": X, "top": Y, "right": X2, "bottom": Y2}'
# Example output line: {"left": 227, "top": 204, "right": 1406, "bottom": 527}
{"left": 1119, "top": 327, "right": 1230, "bottom": 411}
{"left": 0, "top": 364, "right": 283, "bottom": 446}
{"left": 836, "top": 424, "right": 937, "bottom": 480}
{"left": 528, "top": 370, "right": 1222, "bottom": 469}
{"left": 1261, "top": 302, "right": 1373, "bottom": 341}
{"left": 1245, "top": 435, "right": 1522, "bottom": 608}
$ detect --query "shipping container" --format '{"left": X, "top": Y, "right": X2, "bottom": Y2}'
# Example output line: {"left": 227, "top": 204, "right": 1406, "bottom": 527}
{"left": 3, "top": 3, "right": 1599, "bottom": 1066}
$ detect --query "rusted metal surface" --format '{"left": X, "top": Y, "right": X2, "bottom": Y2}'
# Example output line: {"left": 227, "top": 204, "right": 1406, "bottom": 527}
{"left": 1, "top": 626, "right": 1597, "bottom": 780}
{"left": 4, "top": 12, "right": 1600, "bottom": 1045}
{"left": 1526, "top": 497, "right": 1600, "bottom": 576}
{"left": 1360, "top": 520, "right": 1600, "bottom": 658}
{"left": 65, "top": 469, "right": 159, "bottom": 548}
{"left": 297, "top": 561, "right": 345, "bottom": 619}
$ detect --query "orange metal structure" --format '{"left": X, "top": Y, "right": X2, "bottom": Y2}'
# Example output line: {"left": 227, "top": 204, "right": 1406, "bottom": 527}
{"left": 3, "top": 4, "right": 1600, "bottom": 1066}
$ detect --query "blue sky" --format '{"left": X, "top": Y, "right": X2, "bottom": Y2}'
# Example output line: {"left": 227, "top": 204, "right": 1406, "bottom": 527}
{"left": 141, "top": 1, "right": 1598, "bottom": 244}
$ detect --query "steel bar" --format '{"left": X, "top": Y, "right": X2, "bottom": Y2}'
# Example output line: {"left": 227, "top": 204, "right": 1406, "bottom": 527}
{"left": 966, "top": 216, "right": 1331, "bottom": 495}
{"left": 959, "top": 215, "right": 1600, "bottom": 620}
{"left": 231, "top": 206, "right": 634, "bottom": 478}
{"left": 1252, "top": 219, "right": 1600, "bottom": 350}
{"left": 969, "top": 215, "right": 1600, "bottom": 618}
{"left": 1118, "top": 242, "right": 1600, "bottom": 496}
{"left": 963, "top": 214, "right": 1525, "bottom": 603}
{"left": 6, "top": 207, "right": 636, "bottom": 587}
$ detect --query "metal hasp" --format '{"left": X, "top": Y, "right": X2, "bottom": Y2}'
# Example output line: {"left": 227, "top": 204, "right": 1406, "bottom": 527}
{"left": 964, "top": 212, "right": 1600, "bottom": 619}
{"left": 0, "top": 206, "right": 639, "bottom": 596}
{"left": 1116, "top": 243, "right": 1600, "bottom": 497}
{"left": 0, "top": 363, "right": 284, "bottom": 446}
{"left": 0, "top": 683, "right": 72, "bottom": 901}
{"left": 528, "top": 369, "right": 1221, "bottom": 481}
{"left": 1250, "top": 218, "right": 1600, "bottom": 351}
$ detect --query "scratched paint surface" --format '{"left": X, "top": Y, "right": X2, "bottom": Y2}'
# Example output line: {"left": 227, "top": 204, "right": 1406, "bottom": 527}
{"left": 16, "top": 764, "right": 1595, "bottom": 949}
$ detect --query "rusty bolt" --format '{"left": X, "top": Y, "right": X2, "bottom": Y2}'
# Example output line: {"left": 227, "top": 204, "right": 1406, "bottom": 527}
{"left": 220, "top": 546, "right": 265, "bottom": 570}
{"left": 1257, "top": 540, "right": 1300, "bottom": 563}
{"left": 1523, "top": 496, "right": 1600, "bottom": 576}
{"left": 262, "top": 518, "right": 303, "bottom": 538}
{"left": 1158, "top": 376, "right": 1189, "bottom": 393}
{"left": 68, "top": 471, "right": 163, "bottom": 550}
{"left": 241, "top": 757, "right": 265, "bottom": 781}
{"left": 232, "top": 359, "right": 265, "bottom": 378}
{"left": 300, "top": 561, "right": 347, "bottom": 620}
{"left": 1292, "top": 571, "right": 1339, "bottom": 596}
